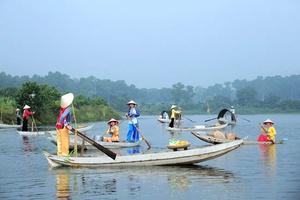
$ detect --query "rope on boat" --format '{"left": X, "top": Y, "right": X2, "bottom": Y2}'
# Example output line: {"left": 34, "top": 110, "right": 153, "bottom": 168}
{"left": 64, "top": 149, "right": 77, "bottom": 162}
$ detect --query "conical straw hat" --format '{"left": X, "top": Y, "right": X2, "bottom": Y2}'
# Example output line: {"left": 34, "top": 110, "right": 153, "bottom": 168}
{"left": 127, "top": 100, "right": 137, "bottom": 106}
{"left": 263, "top": 119, "right": 274, "bottom": 124}
{"left": 107, "top": 118, "right": 119, "bottom": 125}
{"left": 60, "top": 93, "right": 74, "bottom": 108}
{"left": 23, "top": 105, "right": 30, "bottom": 109}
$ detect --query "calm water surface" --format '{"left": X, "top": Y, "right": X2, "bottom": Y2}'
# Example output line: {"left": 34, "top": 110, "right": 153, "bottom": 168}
{"left": 0, "top": 114, "right": 299, "bottom": 200}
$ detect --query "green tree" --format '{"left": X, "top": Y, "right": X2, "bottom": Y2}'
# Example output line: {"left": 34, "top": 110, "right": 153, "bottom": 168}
{"left": 236, "top": 87, "right": 258, "bottom": 106}
{"left": 15, "top": 82, "right": 61, "bottom": 124}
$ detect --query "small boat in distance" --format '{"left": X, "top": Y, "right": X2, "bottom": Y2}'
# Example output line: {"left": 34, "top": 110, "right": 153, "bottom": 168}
{"left": 0, "top": 123, "right": 22, "bottom": 129}
{"left": 165, "top": 123, "right": 228, "bottom": 132}
{"left": 191, "top": 132, "right": 287, "bottom": 145}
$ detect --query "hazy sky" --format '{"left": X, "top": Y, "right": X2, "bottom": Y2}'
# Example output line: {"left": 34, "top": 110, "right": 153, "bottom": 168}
{"left": 1, "top": 1, "right": 299, "bottom": 89}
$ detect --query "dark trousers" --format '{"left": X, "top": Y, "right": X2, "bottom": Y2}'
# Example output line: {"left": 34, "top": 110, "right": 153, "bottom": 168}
{"left": 17, "top": 117, "right": 21, "bottom": 125}
{"left": 169, "top": 118, "right": 175, "bottom": 127}
{"left": 22, "top": 119, "right": 28, "bottom": 131}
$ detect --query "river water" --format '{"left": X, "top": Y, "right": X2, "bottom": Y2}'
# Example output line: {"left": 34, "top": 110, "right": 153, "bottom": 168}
{"left": 0, "top": 114, "right": 299, "bottom": 200}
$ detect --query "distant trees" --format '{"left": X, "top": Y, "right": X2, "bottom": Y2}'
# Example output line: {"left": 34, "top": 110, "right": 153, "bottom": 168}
{"left": 1, "top": 72, "right": 300, "bottom": 116}
{"left": 236, "top": 86, "right": 257, "bottom": 106}
{"left": 170, "top": 82, "right": 196, "bottom": 104}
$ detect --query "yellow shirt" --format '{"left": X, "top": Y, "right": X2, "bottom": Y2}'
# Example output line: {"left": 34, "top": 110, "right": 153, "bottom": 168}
{"left": 106, "top": 126, "right": 119, "bottom": 139}
{"left": 261, "top": 126, "right": 276, "bottom": 141}
{"left": 171, "top": 109, "right": 181, "bottom": 118}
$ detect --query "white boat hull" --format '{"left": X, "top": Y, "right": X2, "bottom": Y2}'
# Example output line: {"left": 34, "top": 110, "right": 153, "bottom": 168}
{"left": 165, "top": 123, "right": 228, "bottom": 132}
{"left": 157, "top": 118, "right": 183, "bottom": 123}
{"left": 43, "top": 139, "right": 243, "bottom": 167}
{"left": 0, "top": 124, "right": 22, "bottom": 128}
{"left": 17, "top": 124, "right": 94, "bottom": 137}
{"left": 47, "top": 134, "right": 143, "bottom": 149}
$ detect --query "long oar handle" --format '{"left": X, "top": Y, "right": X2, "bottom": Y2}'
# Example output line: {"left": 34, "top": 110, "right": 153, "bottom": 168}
{"left": 70, "top": 128, "right": 117, "bottom": 160}
{"left": 31, "top": 115, "right": 39, "bottom": 133}
{"left": 129, "top": 118, "right": 151, "bottom": 149}
{"left": 204, "top": 117, "right": 217, "bottom": 122}
{"left": 183, "top": 116, "right": 196, "bottom": 123}
{"left": 237, "top": 116, "right": 251, "bottom": 122}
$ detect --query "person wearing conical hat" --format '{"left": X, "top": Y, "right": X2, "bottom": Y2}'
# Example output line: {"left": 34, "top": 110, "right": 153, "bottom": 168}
{"left": 15, "top": 108, "right": 22, "bottom": 125}
{"left": 168, "top": 105, "right": 181, "bottom": 128}
{"left": 103, "top": 118, "right": 120, "bottom": 142}
{"left": 55, "top": 93, "right": 74, "bottom": 156}
{"left": 125, "top": 100, "right": 140, "bottom": 142}
{"left": 258, "top": 119, "right": 277, "bottom": 142}
{"left": 21, "top": 105, "right": 35, "bottom": 131}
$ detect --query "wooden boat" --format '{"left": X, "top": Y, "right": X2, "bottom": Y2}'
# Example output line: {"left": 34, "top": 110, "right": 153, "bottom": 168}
{"left": 43, "top": 139, "right": 243, "bottom": 167}
{"left": 218, "top": 117, "right": 236, "bottom": 126}
{"left": 191, "top": 132, "right": 287, "bottom": 145}
{"left": 165, "top": 123, "right": 228, "bottom": 132}
{"left": 157, "top": 110, "right": 183, "bottom": 123}
{"left": 217, "top": 109, "right": 236, "bottom": 125}
{"left": 17, "top": 124, "right": 94, "bottom": 137}
{"left": 46, "top": 124, "right": 94, "bottom": 136}
{"left": 46, "top": 133, "right": 143, "bottom": 150}
{"left": 17, "top": 130, "right": 46, "bottom": 137}
{"left": 0, "top": 123, "right": 22, "bottom": 129}
{"left": 157, "top": 117, "right": 183, "bottom": 123}
{"left": 205, "top": 109, "right": 236, "bottom": 125}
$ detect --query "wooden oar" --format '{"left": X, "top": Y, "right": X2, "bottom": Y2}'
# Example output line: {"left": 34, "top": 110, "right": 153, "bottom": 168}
{"left": 129, "top": 118, "right": 151, "bottom": 149}
{"left": 259, "top": 123, "right": 274, "bottom": 144}
{"left": 237, "top": 116, "right": 251, "bottom": 122}
{"left": 204, "top": 117, "right": 217, "bottom": 122}
{"left": 31, "top": 115, "right": 39, "bottom": 134}
{"left": 69, "top": 127, "right": 117, "bottom": 160}
{"left": 182, "top": 115, "right": 196, "bottom": 123}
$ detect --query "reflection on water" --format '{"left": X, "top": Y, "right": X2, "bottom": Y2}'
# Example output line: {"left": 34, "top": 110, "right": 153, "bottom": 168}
{"left": 126, "top": 147, "right": 140, "bottom": 154}
{"left": 56, "top": 169, "right": 71, "bottom": 199}
{"left": 128, "top": 175, "right": 141, "bottom": 195}
{"left": 50, "top": 165, "right": 236, "bottom": 199}
{"left": 22, "top": 136, "right": 30, "bottom": 152}
{"left": 259, "top": 144, "right": 277, "bottom": 176}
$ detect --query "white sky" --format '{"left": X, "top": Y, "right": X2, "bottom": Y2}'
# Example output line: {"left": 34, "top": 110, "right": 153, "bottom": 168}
{"left": 0, "top": 0, "right": 299, "bottom": 89}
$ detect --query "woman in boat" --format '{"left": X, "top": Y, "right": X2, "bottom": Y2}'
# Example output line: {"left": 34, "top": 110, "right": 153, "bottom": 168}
{"left": 21, "top": 105, "right": 35, "bottom": 131}
{"left": 16, "top": 108, "right": 21, "bottom": 125}
{"left": 126, "top": 100, "right": 140, "bottom": 142}
{"left": 103, "top": 118, "right": 120, "bottom": 142}
{"left": 169, "top": 105, "right": 181, "bottom": 128}
{"left": 258, "top": 119, "right": 276, "bottom": 142}
{"left": 55, "top": 93, "right": 74, "bottom": 156}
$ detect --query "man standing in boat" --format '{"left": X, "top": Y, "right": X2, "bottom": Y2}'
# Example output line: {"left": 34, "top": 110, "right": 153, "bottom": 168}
{"left": 169, "top": 105, "right": 181, "bottom": 128}
{"left": 22, "top": 105, "right": 35, "bottom": 131}
{"left": 55, "top": 93, "right": 74, "bottom": 156}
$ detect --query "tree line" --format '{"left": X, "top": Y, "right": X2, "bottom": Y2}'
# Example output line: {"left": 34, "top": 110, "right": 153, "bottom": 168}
{"left": 0, "top": 72, "right": 300, "bottom": 125}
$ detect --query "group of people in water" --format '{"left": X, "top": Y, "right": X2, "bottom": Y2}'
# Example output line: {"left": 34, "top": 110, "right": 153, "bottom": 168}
{"left": 54, "top": 93, "right": 141, "bottom": 156}
{"left": 17, "top": 93, "right": 277, "bottom": 156}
